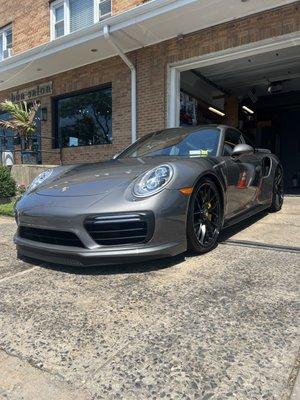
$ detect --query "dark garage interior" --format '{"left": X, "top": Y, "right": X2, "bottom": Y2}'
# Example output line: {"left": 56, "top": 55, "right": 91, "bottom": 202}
{"left": 180, "top": 45, "right": 300, "bottom": 193}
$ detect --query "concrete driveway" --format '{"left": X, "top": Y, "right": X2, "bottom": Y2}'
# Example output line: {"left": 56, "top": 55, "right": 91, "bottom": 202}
{"left": 0, "top": 197, "right": 299, "bottom": 400}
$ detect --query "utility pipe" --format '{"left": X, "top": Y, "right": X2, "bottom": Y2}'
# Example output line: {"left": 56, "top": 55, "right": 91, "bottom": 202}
{"left": 103, "top": 25, "right": 137, "bottom": 144}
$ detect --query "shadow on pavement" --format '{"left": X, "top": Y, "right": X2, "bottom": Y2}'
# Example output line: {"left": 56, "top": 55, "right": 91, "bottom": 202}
{"left": 219, "top": 210, "right": 268, "bottom": 242}
{"left": 19, "top": 253, "right": 186, "bottom": 276}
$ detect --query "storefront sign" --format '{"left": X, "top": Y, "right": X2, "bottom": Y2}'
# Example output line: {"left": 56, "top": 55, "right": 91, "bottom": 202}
{"left": 10, "top": 82, "right": 53, "bottom": 102}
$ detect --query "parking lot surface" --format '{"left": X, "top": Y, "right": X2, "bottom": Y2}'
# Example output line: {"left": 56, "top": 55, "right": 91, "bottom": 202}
{"left": 0, "top": 197, "right": 299, "bottom": 400}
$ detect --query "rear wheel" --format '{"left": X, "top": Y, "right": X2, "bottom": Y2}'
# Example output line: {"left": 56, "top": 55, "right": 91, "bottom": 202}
{"left": 269, "top": 165, "right": 284, "bottom": 212}
{"left": 187, "top": 178, "right": 222, "bottom": 254}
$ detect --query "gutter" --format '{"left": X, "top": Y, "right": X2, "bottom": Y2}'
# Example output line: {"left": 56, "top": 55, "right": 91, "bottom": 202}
{"left": 103, "top": 25, "right": 137, "bottom": 144}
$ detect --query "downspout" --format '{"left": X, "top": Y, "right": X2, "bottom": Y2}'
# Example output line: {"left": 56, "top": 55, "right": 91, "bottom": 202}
{"left": 103, "top": 25, "right": 137, "bottom": 144}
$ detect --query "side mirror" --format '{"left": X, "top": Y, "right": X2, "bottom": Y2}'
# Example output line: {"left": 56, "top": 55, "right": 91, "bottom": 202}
{"left": 231, "top": 144, "right": 254, "bottom": 158}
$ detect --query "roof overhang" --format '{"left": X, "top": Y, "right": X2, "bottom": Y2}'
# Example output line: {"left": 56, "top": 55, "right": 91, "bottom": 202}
{"left": 0, "top": 0, "right": 297, "bottom": 91}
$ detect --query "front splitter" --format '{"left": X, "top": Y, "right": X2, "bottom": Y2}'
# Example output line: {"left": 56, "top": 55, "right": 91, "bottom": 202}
{"left": 16, "top": 241, "right": 185, "bottom": 267}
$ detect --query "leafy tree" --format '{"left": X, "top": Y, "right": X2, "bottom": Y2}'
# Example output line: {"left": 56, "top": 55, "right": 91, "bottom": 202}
{"left": 0, "top": 100, "right": 39, "bottom": 141}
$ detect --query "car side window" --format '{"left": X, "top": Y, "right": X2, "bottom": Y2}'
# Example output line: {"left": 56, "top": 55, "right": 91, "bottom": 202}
{"left": 223, "top": 129, "right": 243, "bottom": 156}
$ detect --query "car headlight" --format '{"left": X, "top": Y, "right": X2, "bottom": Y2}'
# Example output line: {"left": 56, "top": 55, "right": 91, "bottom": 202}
{"left": 133, "top": 165, "right": 173, "bottom": 197}
{"left": 27, "top": 168, "right": 54, "bottom": 193}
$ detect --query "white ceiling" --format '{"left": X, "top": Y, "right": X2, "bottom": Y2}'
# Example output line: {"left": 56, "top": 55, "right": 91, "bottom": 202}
{"left": 0, "top": 0, "right": 297, "bottom": 91}
{"left": 181, "top": 70, "right": 225, "bottom": 109}
{"left": 196, "top": 44, "right": 300, "bottom": 97}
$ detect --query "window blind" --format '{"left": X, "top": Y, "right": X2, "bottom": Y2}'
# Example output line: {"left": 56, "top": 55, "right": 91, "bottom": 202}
{"left": 70, "top": 0, "right": 94, "bottom": 33}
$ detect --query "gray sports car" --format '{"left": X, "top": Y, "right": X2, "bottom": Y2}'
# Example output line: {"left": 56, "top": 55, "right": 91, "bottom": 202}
{"left": 14, "top": 125, "right": 284, "bottom": 266}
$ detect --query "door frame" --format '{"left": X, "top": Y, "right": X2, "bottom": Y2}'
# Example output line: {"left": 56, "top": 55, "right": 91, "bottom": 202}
{"left": 167, "top": 31, "right": 300, "bottom": 128}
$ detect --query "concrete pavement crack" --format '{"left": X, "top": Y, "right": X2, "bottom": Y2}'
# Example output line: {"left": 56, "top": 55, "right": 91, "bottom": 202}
{"left": 0, "top": 267, "right": 38, "bottom": 284}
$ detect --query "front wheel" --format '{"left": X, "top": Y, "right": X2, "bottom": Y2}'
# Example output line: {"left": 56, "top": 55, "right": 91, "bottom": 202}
{"left": 269, "top": 165, "right": 284, "bottom": 212}
{"left": 187, "top": 178, "right": 222, "bottom": 254}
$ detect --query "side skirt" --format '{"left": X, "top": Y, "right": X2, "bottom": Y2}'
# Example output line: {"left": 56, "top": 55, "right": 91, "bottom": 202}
{"left": 223, "top": 204, "right": 270, "bottom": 229}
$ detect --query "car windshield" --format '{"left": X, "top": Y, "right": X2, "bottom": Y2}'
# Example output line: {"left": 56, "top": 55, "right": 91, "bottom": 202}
{"left": 119, "top": 127, "right": 220, "bottom": 158}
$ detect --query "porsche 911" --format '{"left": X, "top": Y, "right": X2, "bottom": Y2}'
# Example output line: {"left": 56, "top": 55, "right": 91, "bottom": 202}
{"left": 14, "top": 125, "right": 284, "bottom": 266}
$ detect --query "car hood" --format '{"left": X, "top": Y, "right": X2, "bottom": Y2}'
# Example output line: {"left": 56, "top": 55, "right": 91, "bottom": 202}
{"left": 35, "top": 157, "right": 178, "bottom": 197}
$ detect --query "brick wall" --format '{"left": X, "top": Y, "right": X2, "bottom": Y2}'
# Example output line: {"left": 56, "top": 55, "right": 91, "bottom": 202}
{"left": 0, "top": 2, "right": 299, "bottom": 165}
{"left": 51, "top": 56, "right": 131, "bottom": 165}
{"left": 0, "top": 0, "right": 50, "bottom": 54}
{"left": 113, "top": 0, "right": 147, "bottom": 15}
{"left": 0, "top": 55, "right": 132, "bottom": 165}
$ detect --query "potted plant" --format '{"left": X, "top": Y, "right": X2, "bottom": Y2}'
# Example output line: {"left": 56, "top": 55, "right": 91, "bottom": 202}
{"left": 0, "top": 100, "right": 40, "bottom": 164}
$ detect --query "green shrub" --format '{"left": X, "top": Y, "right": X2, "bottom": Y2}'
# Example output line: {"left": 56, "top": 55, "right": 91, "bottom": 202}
{"left": 0, "top": 166, "right": 16, "bottom": 198}
{"left": 0, "top": 200, "right": 15, "bottom": 216}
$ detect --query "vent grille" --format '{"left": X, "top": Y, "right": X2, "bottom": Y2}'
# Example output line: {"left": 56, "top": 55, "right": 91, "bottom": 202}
{"left": 19, "top": 226, "right": 85, "bottom": 248}
{"left": 85, "top": 212, "right": 154, "bottom": 246}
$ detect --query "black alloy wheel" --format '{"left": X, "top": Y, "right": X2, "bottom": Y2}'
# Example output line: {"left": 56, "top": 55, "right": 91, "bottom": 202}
{"left": 187, "top": 178, "right": 222, "bottom": 254}
{"left": 270, "top": 165, "right": 284, "bottom": 212}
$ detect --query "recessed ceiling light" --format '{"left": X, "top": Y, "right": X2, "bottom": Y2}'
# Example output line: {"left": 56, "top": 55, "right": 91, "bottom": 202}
{"left": 90, "top": 48, "right": 98, "bottom": 52}
{"left": 208, "top": 107, "right": 225, "bottom": 117}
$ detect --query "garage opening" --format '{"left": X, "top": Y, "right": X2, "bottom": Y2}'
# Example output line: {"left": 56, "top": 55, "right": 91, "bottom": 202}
{"left": 175, "top": 41, "right": 300, "bottom": 194}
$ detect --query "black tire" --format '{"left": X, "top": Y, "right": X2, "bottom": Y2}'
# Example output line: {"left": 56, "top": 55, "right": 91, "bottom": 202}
{"left": 269, "top": 165, "right": 284, "bottom": 212}
{"left": 187, "top": 177, "right": 222, "bottom": 254}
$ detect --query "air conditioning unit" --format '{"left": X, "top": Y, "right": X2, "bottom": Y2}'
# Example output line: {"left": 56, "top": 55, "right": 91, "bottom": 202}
{"left": 3, "top": 48, "right": 13, "bottom": 59}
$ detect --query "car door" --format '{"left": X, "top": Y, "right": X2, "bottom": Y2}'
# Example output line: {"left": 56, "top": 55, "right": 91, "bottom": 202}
{"left": 222, "top": 128, "right": 261, "bottom": 219}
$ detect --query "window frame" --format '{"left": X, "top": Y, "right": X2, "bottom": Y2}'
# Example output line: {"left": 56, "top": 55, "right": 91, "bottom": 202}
{"left": 222, "top": 128, "right": 245, "bottom": 156}
{"left": 50, "top": 0, "right": 112, "bottom": 40}
{"left": 53, "top": 83, "right": 113, "bottom": 149}
{"left": 0, "top": 24, "right": 13, "bottom": 61}
{"left": 50, "top": 0, "right": 69, "bottom": 40}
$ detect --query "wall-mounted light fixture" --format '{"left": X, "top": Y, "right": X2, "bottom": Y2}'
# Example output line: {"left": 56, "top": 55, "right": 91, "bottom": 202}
{"left": 41, "top": 107, "right": 48, "bottom": 121}
{"left": 208, "top": 107, "right": 225, "bottom": 117}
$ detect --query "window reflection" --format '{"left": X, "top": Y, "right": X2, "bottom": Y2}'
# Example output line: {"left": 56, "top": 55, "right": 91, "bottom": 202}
{"left": 55, "top": 86, "right": 112, "bottom": 148}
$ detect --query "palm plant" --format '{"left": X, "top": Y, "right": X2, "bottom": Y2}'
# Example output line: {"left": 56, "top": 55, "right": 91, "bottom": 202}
{"left": 0, "top": 100, "right": 39, "bottom": 142}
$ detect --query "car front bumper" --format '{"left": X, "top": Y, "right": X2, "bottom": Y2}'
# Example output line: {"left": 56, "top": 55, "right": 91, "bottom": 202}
{"left": 14, "top": 189, "right": 188, "bottom": 266}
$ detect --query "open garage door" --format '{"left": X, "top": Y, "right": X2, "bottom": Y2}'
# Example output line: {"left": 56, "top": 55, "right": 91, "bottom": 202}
{"left": 169, "top": 34, "right": 300, "bottom": 194}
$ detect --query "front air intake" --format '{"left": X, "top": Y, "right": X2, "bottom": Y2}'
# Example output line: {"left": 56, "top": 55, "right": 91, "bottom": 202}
{"left": 19, "top": 226, "right": 85, "bottom": 248}
{"left": 84, "top": 212, "right": 154, "bottom": 246}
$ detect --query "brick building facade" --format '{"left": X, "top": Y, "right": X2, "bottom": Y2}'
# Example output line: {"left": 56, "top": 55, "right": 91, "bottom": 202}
{"left": 0, "top": 0, "right": 299, "bottom": 165}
